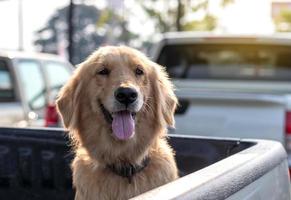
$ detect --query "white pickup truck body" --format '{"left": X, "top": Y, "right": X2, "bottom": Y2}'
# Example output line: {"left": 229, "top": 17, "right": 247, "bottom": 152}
{"left": 151, "top": 32, "right": 291, "bottom": 173}
{"left": 0, "top": 51, "right": 73, "bottom": 127}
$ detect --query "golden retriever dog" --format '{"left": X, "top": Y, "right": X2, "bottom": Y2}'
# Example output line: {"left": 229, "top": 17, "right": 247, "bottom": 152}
{"left": 56, "top": 46, "right": 178, "bottom": 200}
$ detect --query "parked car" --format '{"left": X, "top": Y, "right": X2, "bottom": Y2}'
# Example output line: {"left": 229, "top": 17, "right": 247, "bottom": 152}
{"left": 151, "top": 32, "right": 291, "bottom": 174}
{"left": 0, "top": 50, "right": 73, "bottom": 127}
{"left": 0, "top": 127, "right": 289, "bottom": 200}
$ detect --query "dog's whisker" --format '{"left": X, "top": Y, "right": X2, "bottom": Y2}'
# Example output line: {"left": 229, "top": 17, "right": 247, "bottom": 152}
{"left": 141, "top": 104, "right": 150, "bottom": 113}
{"left": 142, "top": 101, "right": 154, "bottom": 114}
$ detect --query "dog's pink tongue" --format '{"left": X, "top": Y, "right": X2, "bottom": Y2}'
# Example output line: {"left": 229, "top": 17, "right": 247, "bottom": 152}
{"left": 112, "top": 111, "right": 135, "bottom": 140}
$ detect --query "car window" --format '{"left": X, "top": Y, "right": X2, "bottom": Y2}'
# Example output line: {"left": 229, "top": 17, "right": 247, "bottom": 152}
{"left": 44, "top": 61, "right": 71, "bottom": 99}
{"left": 17, "top": 60, "right": 46, "bottom": 110}
{"left": 0, "top": 59, "right": 15, "bottom": 102}
{"left": 157, "top": 44, "right": 291, "bottom": 81}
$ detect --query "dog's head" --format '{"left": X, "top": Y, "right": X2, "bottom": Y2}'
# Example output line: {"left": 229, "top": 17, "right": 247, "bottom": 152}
{"left": 56, "top": 46, "right": 177, "bottom": 161}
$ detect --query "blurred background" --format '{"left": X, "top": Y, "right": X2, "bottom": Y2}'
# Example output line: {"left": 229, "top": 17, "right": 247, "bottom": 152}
{"left": 0, "top": 0, "right": 289, "bottom": 64}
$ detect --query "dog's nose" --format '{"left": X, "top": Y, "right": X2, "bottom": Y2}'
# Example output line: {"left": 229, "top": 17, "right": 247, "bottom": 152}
{"left": 115, "top": 87, "right": 138, "bottom": 105}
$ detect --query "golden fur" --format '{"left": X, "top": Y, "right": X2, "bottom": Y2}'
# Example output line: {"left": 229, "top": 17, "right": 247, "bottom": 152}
{"left": 56, "top": 46, "right": 178, "bottom": 200}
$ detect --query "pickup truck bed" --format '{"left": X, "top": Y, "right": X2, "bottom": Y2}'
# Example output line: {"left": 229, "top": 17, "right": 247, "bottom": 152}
{"left": 0, "top": 128, "right": 289, "bottom": 200}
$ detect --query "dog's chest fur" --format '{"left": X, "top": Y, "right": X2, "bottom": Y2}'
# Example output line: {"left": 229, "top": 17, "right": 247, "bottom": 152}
{"left": 72, "top": 144, "right": 178, "bottom": 200}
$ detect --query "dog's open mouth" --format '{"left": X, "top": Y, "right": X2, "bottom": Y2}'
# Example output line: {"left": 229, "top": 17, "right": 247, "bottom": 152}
{"left": 99, "top": 102, "right": 136, "bottom": 140}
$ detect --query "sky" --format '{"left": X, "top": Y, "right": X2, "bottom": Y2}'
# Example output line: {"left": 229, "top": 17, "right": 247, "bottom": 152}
{"left": 216, "top": 0, "right": 274, "bottom": 33}
{"left": 0, "top": 0, "right": 68, "bottom": 51}
{"left": 0, "top": 0, "right": 277, "bottom": 51}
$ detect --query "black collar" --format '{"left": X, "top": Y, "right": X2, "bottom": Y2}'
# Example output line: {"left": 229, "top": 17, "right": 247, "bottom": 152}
{"left": 106, "top": 157, "right": 150, "bottom": 184}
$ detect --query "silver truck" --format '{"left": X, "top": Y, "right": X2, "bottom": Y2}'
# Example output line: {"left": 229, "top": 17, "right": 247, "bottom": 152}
{"left": 0, "top": 51, "right": 73, "bottom": 127}
{"left": 151, "top": 32, "right": 291, "bottom": 175}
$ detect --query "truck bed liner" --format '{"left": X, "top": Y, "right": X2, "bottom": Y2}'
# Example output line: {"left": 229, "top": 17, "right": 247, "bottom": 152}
{"left": 0, "top": 127, "right": 285, "bottom": 200}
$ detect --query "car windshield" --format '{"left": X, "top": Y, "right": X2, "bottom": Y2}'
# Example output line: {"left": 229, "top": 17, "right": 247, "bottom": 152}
{"left": 157, "top": 43, "right": 291, "bottom": 81}
{"left": 0, "top": 59, "right": 14, "bottom": 102}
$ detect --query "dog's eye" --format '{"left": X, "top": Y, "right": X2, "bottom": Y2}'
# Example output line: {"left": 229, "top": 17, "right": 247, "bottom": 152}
{"left": 97, "top": 68, "right": 110, "bottom": 76}
{"left": 135, "top": 67, "right": 144, "bottom": 76}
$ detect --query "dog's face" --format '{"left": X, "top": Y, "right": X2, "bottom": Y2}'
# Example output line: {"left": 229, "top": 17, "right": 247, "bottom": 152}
{"left": 56, "top": 46, "right": 177, "bottom": 162}
{"left": 90, "top": 47, "right": 149, "bottom": 140}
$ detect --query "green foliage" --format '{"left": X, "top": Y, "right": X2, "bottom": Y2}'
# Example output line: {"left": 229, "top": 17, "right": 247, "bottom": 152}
{"left": 183, "top": 14, "right": 217, "bottom": 31}
{"left": 274, "top": 9, "right": 291, "bottom": 32}
{"left": 138, "top": 0, "right": 178, "bottom": 32}
{"left": 34, "top": 0, "right": 235, "bottom": 60}
{"left": 137, "top": 0, "right": 232, "bottom": 33}
{"left": 220, "top": 0, "right": 234, "bottom": 7}
{"left": 96, "top": 8, "right": 138, "bottom": 45}
{"left": 34, "top": 4, "right": 138, "bottom": 64}
{"left": 34, "top": 4, "right": 103, "bottom": 64}
{"left": 281, "top": 10, "right": 291, "bottom": 22}
{"left": 97, "top": 9, "right": 113, "bottom": 27}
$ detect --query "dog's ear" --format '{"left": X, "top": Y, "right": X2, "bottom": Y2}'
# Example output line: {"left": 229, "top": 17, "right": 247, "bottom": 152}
{"left": 151, "top": 62, "right": 178, "bottom": 127}
{"left": 56, "top": 69, "right": 82, "bottom": 130}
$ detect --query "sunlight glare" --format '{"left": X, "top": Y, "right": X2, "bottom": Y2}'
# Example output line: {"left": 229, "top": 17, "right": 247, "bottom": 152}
{"left": 219, "top": 0, "right": 275, "bottom": 34}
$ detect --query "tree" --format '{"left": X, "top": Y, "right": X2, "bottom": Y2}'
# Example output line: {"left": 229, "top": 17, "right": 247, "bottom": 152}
{"left": 34, "top": 1, "right": 234, "bottom": 62}
{"left": 96, "top": 9, "right": 138, "bottom": 46}
{"left": 274, "top": 9, "right": 291, "bottom": 32}
{"left": 34, "top": 4, "right": 104, "bottom": 64}
{"left": 34, "top": 2, "right": 139, "bottom": 64}
{"left": 137, "top": 0, "right": 233, "bottom": 32}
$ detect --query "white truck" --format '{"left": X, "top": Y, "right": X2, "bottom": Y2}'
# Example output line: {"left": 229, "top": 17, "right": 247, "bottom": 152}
{"left": 0, "top": 51, "right": 73, "bottom": 127}
{"left": 151, "top": 32, "right": 291, "bottom": 175}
